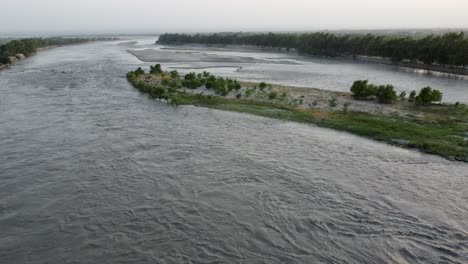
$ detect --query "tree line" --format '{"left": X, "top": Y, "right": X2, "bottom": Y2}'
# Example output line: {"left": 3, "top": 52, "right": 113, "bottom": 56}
{"left": 0, "top": 37, "right": 115, "bottom": 64}
{"left": 157, "top": 32, "right": 468, "bottom": 67}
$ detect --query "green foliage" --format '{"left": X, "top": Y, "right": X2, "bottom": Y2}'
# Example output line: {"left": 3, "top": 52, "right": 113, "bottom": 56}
{"left": 268, "top": 92, "right": 278, "bottom": 100}
{"left": 399, "top": 91, "right": 407, "bottom": 101}
{"left": 409, "top": 90, "right": 417, "bottom": 102}
{"left": 351, "top": 80, "right": 397, "bottom": 104}
{"left": 328, "top": 98, "right": 338, "bottom": 107}
{"left": 134, "top": 67, "right": 145, "bottom": 76}
{"left": 161, "top": 78, "right": 171, "bottom": 86}
{"left": 170, "top": 70, "right": 179, "bottom": 79}
{"left": 150, "top": 64, "right": 163, "bottom": 74}
{"left": 184, "top": 72, "right": 197, "bottom": 80}
{"left": 259, "top": 82, "right": 268, "bottom": 90}
{"left": 415, "top": 87, "right": 443, "bottom": 105}
{"left": 182, "top": 79, "right": 202, "bottom": 89}
{"left": 343, "top": 102, "right": 351, "bottom": 113}
{"left": 375, "top": 85, "right": 397, "bottom": 104}
{"left": 227, "top": 79, "right": 241, "bottom": 91}
{"left": 350, "top": 80, "right": 374, "bottom": 99}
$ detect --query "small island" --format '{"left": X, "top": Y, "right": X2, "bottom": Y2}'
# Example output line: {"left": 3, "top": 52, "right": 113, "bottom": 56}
{"left": 127, "top": 65, "right": 468, "bottom": 162}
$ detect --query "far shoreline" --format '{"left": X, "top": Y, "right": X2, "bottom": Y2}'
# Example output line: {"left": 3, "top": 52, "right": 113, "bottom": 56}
{"left": 158, "top": 42, "right": 468, "bottom": 78}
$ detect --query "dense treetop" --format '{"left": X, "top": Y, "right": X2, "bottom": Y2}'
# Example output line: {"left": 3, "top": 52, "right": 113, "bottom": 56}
{"left": 158, "top": 32, "right": 468, "bottom": 67}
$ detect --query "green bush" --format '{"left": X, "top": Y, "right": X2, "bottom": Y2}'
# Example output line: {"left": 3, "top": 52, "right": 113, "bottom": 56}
{"left": 182, "top": 79, "right": 202, "bottom": 89}
{"left": 350, "top": 80, "right": 374, "bottom": 99}
{"left": 170, "top": 70, "right": 179, "bottom": 79}
{"left": 134, "top": 67, "right": 145, "bottom": 76}
{"left": 399, "top": 91, "right": 407, "bottom": 101}
{"left": 268, "top": 92, "right": 278, "bottom": 100}
{"left": 408, "top": 90, "right": 417, "bottom": 102}
{"left": 415, "top": 87, "right": 443, "bottom": 105}
{"left": 150, "top": 64, "right": 163, "bottom": 74}
{"left": 343, "top": 102, "right": 351, "bottom": 113}
{"left": 328, "top": 98, "right": 337, "bottom": 107}
{"left": 375, "top": 85, "right": 397, "bottom": 104}
{"left": 227, "top": 80, "right": 241, "bottom": 91}
{"left": 184, "top": 72, "right": 197, "bottom": 80}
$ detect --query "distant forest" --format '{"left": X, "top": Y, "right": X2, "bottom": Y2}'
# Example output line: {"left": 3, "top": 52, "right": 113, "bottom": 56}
{"left": 0, "top": 37, "right": 114, "bottom": 64}
{"left": 157, "top": 32, "right": 468, "bottom": 67}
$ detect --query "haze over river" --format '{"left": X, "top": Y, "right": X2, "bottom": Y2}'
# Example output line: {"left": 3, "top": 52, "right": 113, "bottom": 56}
{"left": 0, "top": 38, "right": 467, "bottom": 263}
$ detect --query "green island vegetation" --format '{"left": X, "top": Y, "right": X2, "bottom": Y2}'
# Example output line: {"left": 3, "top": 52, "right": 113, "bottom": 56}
{"left": 350, "top": 80, "right": 443, "bottom": 105}
{"left": 157, "top": 32, "right": 468, "bottom": 67}
{"left": 0, "top": 37, "right": 116, "bottom": 65}
{"left": 127, "top": 64, "right": 468, "bottom": 162}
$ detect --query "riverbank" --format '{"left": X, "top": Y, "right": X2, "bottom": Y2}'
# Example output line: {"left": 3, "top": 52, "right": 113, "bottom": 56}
{"left": 0, "top": 38, "right": 117, "bottom": 71}
{"left": 128, "top": 70, "right": 468, "bottom": 162}
{"left": 354, "top": 55, "right": 468, "bottom": 76}
{"left": 157, "top": 32, "right": 468, "bottom": 76}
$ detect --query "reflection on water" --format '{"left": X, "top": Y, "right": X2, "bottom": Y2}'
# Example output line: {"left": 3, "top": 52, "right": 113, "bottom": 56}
{"left": 0, "top": 39, "right": 467, "bottom": 263}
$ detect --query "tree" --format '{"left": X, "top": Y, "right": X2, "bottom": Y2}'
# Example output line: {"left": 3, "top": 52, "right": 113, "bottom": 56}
{"left": 415, "top": 87, "right": 443, "bottom": 105}
{"left": 134, "top": 67, "right": 145, "bottom": 76}
{"left": 170, "top": 70, "right": 179, "bottom": 79}
{"left": 150, "top": 64, "right": 163, "bottom": 74}
{"left": 408, "top": 90, "right": 417, "bottom": 102}
{"left": 375, "top": 85, "right": 397, "bottom": 104}
{"left": 350, "top": 80, "right": 375, "bottom": 99}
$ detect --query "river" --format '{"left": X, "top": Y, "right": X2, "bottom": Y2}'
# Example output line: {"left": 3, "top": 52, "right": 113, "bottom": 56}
{"left": 129, "top": 38, "right": 468, "bottom": 103}
{"left": 0, "top": 38, "right": 467, "bottom": 263}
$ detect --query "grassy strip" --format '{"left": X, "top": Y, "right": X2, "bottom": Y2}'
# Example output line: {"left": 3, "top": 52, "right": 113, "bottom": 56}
{"left": 170, "top": 93, "right": 468, "bottom": 161}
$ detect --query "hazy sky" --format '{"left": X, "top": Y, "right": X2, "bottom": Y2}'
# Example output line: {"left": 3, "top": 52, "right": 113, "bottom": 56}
{"left": 1, "top": 0, "right": 468, "bottom": 34}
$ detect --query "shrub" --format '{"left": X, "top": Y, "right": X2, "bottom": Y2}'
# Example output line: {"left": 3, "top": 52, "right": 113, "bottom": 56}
{"left": 150, "top": 64, "right": 163, "bottom": 74}
{"left": 170, "top": 70, "right": 179, "bottom": 79}
{"left": 259, "top": 82, "right": 268, "bottom": 90}
{"left": 415, "top": 87, "right": 443, "bottom": 105}
{"left": 182, "top": 79, "right": 202, "bottom": 89}
{"left": 399, "top": 91, "right": 407, "bottom": 101}
{"left": 328, "top": 98, "right": 338, "bottom": 107}
{"left": 268, "top": 92, "right": 278, "bottom": 100}
{"left": 134, "top": 67, "right": 145, "bottom": 76}
{"left": 408, "top": 90, "right": 417, "bottom": 102}
{"left": 184, "top": 72, "right": 197, "bottom": 80}
{"left": 375, "top": 85, "right": 397, "bottom": 104}
{"left": 161, "top": 78, "right": 171, "bottom": 86}
{"left": 227, "top": 80, "right": 241, "bottom": 91}
{"left": 350, "top": 80, "right": 373, "bottom": 99}
{"left": 214, "top": 86, "right": 228, "bottom": 96}
{"left": 149, "top": 86, "right": 166, "bottom": 98}
{"left": 343, "top": 102, "right": 351, "bottom": 113}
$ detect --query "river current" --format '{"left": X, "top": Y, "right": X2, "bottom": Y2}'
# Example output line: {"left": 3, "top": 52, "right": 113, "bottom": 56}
{"left": 0, "top": 39, "right": 467, "bottom": 263}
